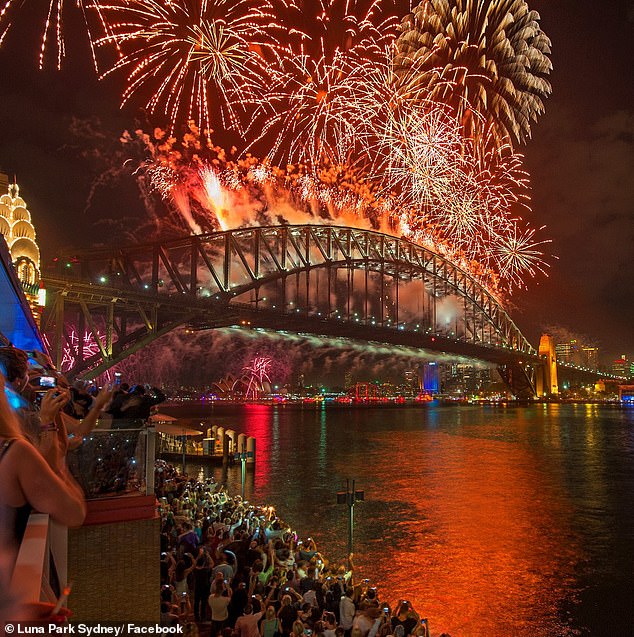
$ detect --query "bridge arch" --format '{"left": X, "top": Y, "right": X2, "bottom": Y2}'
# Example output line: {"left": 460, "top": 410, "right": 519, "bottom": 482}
{"left": 43, "top": 224, "right": 536, "bottom": 378}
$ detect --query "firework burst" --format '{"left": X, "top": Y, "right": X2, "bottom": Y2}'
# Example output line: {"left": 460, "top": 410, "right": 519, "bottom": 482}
{"left": 395, "top": 0, "right": 552, "bottom": 147}
{"left": 246, "top": 0, "right": 400, "bottom": 170}
{"left": 490, "top": 223, "right": 553, "bottom": 291}
{"left": 97, "top": 0, "right": 282, "bottom": 132}
{"left": 243, "top": 355, "right": 272, "bottom": 399}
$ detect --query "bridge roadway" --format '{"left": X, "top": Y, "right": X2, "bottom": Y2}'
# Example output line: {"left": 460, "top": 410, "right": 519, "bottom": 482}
{"left": 42, "top": 275, "right": 540, "bottom": 370}
{"left": 40, "top": 224, "right": 556, "bottom": 395}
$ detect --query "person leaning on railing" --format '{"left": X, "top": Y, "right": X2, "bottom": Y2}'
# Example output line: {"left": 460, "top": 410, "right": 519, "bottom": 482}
{"left": 0, "top": 371, "right": 86, "bottom": 563}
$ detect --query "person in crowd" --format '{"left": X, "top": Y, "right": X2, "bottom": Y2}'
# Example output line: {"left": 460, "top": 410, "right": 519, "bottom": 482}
{"left": 278, "top": 594, "right": 298, "bottom": 637}
{"left": 0, "top": 371, "right": 86, "bottom": 565}
{"left": 120, "top": 384, "right": 166, "bottom": 420}
{"left": 235, "top": 603, "right": 264, "bottom": 637}
{"left": 390, "top": 602, "right": 418, "bottom": 637}
{"left": 193, "top": 549, "right": 212, "bottom": 623}
{"left": 61, "top": 383, "right": 114, "bottom": 445}
{"left": 213, "top": 551, "right": 235, "bottom": 581}
{"left": 0, "top": 346, "right": 70, "bottom": 446}
{"left": 160, "top": 601, "right": 180, "bottom": 627}
{"left": 261, "top": 603, "right": 281, "bottom": 637}
{"left": 339, "top": 588, "right": 356, "bottom": 637}
{"left": 208, "top": 577, "right": 232, "bottom": 636}
{"left": 291, "top": 619, "right": 306, "bottom": 637}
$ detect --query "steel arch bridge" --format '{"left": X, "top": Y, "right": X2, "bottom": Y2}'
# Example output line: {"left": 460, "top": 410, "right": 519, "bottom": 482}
{"left": 42, "top": 224, "right": 539, "bottom": 393}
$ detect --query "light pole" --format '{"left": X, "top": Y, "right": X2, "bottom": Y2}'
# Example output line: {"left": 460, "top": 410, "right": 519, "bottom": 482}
{"left": 337, "top": 479, "right": 364, "bottom": 556}
{"left": 237, "top": 443, "right": 253, "bottom": 498}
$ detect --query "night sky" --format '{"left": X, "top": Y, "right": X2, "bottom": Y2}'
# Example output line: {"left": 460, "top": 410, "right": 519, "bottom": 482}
{"left": 0, "top": 0, "right": 632, "bottom": 364}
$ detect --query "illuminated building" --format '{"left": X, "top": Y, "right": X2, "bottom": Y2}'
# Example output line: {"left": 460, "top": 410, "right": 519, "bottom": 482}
{"left": 555, "top": 340, "right": 579, "bottom": 364}
{"left": 612, "top": 355, "right": 629, "bottom": 378}
{"left": 0, "top": 174, "right": 42, "bottom": 325}
{"left": 420, "top": 362, "right": 440, "bottom": 395}
{"left": 582, "top": 346, "right": 599, "bottom": 370}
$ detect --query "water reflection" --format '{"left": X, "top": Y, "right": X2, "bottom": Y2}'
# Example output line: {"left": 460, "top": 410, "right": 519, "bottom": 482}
{"left": 175, "top": 403, "right": 634, "bottom": 637}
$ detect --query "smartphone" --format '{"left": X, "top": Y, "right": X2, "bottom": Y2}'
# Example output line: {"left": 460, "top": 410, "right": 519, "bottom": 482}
{"left": 114, "top": 372, "right": 122, "bottom": 386}
{"left": 39, "top": 376, "right": 56, "bottom": 387}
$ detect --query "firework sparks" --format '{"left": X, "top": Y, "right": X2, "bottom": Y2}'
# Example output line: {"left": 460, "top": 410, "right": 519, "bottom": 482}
{"left": 60, "top": 327, "right": 108, "bottom": 375}
{"left": 197, "top": 164, "right": 229, "bottom": 229}
{"left": 97, "top": 0, "right": 282, "bottom": 132}
{"left": 243, "top": 355, "right": 272, "bottom": 399}
{"left": 246, "top": 0, "right": 400, "bottom": 170}
{"left": 0, "top": 0, "right": 111, "bottom": 70}
{"left": 395, "top": 0, "right": 552, "bottom": 147}
{"left": 490, "top": 223, "right": 553, "bottom": 291}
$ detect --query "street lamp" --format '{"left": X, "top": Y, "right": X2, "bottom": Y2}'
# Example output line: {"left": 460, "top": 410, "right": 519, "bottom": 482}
{"left": 337, "top": 479, "right": 364, "bottom": 556}
{"left": 236, "top": 443, "right": 254, "bottom": 498}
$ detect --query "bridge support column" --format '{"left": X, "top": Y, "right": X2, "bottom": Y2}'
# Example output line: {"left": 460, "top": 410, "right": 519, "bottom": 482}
{"left": 497, "top": 362, "right": 537, "bottom": 400}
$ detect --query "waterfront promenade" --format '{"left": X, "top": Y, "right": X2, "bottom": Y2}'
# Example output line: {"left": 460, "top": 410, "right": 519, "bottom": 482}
{"left": 156, "top": 459, "right": 434, "bottom": 637}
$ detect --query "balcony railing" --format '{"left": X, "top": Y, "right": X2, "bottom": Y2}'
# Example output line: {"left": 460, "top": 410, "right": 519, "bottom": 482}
{"left": 67, "top": 423, "right": 157, "bottom": 499}
{"left": 10, "top": 423, "right": 158, "bottom": 611}
{"left": 10, "top": 513, "right": 67, "bottom": 605}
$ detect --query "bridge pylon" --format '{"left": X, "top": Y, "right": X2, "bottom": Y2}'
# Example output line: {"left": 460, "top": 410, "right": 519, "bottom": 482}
{"left": 535, "top": 334, "right": 559, "bottom": 397}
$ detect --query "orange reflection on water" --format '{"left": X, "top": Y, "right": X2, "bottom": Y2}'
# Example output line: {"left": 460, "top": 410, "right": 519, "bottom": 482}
{"left": 353, "top": 426, "right": 581, "bottom": 637}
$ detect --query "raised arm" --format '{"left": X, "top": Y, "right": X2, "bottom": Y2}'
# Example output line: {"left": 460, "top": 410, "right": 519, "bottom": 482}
{"left": 75, "top": 385, "right": 114, "bottom": 436}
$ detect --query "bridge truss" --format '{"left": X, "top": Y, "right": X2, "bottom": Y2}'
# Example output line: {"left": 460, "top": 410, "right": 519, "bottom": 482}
{"left": 42, "top": 225, "right": 538, "bottom": 388}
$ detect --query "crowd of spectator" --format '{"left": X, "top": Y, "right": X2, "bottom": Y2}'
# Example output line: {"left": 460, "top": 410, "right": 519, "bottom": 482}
{"left": 157, "top": 461, "right": 444, "bottom": 637}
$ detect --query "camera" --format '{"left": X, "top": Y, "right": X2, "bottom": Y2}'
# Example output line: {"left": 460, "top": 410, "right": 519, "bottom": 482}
{"left": 38, "top": 376, "right": 56, "bottom": 387}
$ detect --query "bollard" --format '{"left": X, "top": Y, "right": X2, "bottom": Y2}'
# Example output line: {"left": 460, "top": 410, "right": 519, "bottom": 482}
{"left": 237, "top": 433, "right": 247, "bottom": 455}
{"left": 246, "top": 436, "right": 256, "bottom": 465}
{"left": 225, "top": 429, "right": 236, "bottom": 454}
{"left": 216, "top": 427, "right": 225, "bottom": 455}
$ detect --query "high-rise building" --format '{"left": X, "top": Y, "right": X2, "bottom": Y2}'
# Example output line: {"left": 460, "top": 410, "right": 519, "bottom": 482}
{"left": 612, "top": 355, "right": 629, "bottom": 377}
{"left": 582, "top": 346, "right": 599, "bottom": 370}
{"left": 0, "top": 176, "right": 42, "bottom": 323}
{"left": 555, "top": 340, "right": 574, "bottom": 363}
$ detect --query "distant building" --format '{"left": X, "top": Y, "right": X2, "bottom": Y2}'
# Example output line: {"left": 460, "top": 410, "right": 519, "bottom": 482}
{"left": 612, "top": 355, "right": 629, "bottom": 378}
{"left": 0, "top": 175, "right": 42, "bottom": 323}
{"left": 419, "top": 362, "right": 440, "bottom": 395}
{"left": 581, "top": 346, "right": 599, "bottom": 370}
{"left": 404, "top": 369, "right": 419, "bottom": 393}
{"left": 618, "top": 385, "right": 634, "bottom": 404}
{"left": 555, "top": 340, "right": 582, "bottom": 365}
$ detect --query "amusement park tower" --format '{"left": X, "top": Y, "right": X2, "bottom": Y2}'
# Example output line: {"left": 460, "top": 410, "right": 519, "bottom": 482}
{"left": 0, "top": 173, "right": 43, "bottom": 324}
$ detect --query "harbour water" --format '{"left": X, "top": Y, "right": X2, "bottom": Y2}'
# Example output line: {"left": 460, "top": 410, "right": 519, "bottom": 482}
{"left": 165, "top": 402, "right": 634, "bottom": 637}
